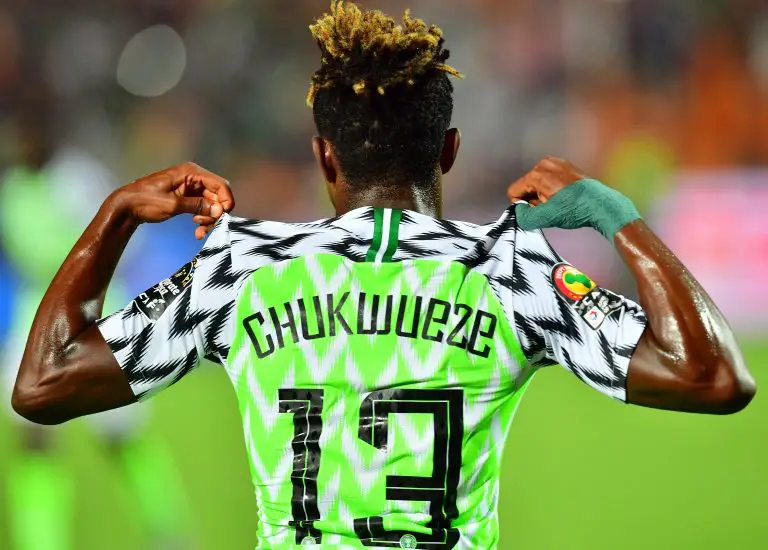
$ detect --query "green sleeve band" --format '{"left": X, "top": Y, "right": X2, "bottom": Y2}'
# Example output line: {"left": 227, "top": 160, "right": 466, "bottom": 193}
{"left": 515, "top": 178, "right": 642, "bottom": 242}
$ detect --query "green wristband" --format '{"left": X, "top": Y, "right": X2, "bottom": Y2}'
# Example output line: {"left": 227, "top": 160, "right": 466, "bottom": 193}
{"left": 515, "top": 178, "right": 641, "bottom": 242}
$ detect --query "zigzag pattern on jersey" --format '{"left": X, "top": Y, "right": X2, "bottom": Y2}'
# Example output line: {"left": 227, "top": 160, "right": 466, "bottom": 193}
{"left": 98, "top": 218, "right": 244, "bottom": 398}
{"left": 101, "top": 205, "right": 645, "bottom": 402}
{"left": 229, "top": 215, "right": 371, "bottom": 264}
{"left": 394, "top": 205, "right": 644, "bottom": 398}
{"left": 501, "top": 207, "right": 646, "bottom": 399}
{"left": 98, "top": 204, "right": 647, "bottom": 547}
{"left": 100, "top": 210, "right": 377, "bottom": 398}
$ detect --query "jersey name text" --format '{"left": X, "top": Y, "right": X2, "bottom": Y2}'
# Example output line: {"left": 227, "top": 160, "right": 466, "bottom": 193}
{"left": 243, "top": 292, "right": 497, "bottom": 359}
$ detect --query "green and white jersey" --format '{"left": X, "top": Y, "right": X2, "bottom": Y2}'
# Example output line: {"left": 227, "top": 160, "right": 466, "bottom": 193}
{"left": 98, "top": 207, "right": 646, "bottom": 549}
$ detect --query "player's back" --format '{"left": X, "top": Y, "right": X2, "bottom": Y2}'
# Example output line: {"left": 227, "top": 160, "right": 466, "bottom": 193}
{"left": 218, "top": 207, "right": 531, "bottom": 549}
{"left": 100, "top": 205, "right": 645, "bottom": 549}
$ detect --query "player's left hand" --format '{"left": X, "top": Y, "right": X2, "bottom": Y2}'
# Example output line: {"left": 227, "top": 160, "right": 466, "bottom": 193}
{"left": 506, "top": 156, "right": 587, "bottom": 205}
{"left": 506, "top": 156, "right": 641, "bottom": 241}
{"left": 114, "top": 162, "right": 235, "bottom": 240}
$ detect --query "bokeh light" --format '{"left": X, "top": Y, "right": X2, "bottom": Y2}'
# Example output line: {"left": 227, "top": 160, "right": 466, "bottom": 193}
{"left": 117, "top": 25, "right": 187, "bottom": 98}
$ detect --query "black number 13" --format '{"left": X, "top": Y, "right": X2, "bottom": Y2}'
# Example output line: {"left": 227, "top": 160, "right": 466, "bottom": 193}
{"left": 279, "top": 388, "right": 463, "bottom": 549}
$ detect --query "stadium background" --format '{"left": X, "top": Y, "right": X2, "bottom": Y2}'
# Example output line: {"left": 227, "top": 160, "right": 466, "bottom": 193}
{"left": 0, "top": 0, "right": 766, "bottom": 548}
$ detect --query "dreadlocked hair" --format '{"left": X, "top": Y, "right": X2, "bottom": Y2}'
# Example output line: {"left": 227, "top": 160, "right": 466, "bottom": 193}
{"left": 309, "top": 1, "right": 462, "bottom": 188}
{"left": 307, "top": 1, "right": 461, "bottom": 106}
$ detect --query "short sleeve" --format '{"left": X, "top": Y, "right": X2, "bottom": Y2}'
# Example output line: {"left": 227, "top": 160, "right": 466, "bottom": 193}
{"left": 97, "top": 215, "right": 238, "bottom": 400}
{"left": 510, "top": 226, "right": 647, "bottom": 402}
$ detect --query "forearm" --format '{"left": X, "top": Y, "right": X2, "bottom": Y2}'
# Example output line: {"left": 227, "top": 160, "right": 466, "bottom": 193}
{"left": 508, "top": 158, "right": 755, "bottom": 413}
{"left": 16, "top": 191, "right": 136, "bottom": 390}
{"left": 615, "top": 220, "right": 755, "bottom": 410}
{"left": 12, "top": 163, "right": 233, "bottom": 424}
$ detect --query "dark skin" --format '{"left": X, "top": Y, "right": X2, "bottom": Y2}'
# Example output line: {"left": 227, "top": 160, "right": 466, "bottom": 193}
{"left": 13, "top": 137, "right": 756, "bottom": 425}
{"left": 311, "top": 129, "right": 461, "bottom": 218}
{"left": 12, "top": 163, "right": 234, "bottom": 424}
{"left": 506, "top": 156, "right": 756, "bottom": 413}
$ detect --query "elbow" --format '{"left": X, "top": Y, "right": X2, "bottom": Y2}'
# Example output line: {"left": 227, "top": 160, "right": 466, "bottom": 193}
{"left": 636, "top": 328, "right": 756, "bottom": 415}
{"left": 707, "top": 365, "right": 757, "bottom": 415}
{"left": 11, "top": 377, "right": 71, "bottom": 426}
{"left": 681, "top": 355, "right": 758, "bottom": 415}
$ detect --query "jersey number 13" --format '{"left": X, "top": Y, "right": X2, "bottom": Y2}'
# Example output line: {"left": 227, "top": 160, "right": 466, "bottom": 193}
{"left": 278, "top": 388, "right": 464, "bottom": 549}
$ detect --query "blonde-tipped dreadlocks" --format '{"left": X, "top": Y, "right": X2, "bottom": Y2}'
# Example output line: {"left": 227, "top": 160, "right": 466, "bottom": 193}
{"left": 309, "top": 2, "right": 460, "bottom": 188}
{"left": 307, "top": 1, "right": 461, "bottom": 106}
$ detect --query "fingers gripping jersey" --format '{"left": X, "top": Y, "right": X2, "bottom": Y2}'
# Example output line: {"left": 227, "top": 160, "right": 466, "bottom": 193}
{"left": 98, "top": 207, "right": 646, "bottom": 549}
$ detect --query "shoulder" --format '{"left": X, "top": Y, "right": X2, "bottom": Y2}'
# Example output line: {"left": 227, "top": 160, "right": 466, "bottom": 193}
{"left": 457, "top": 205, "right": 564, "bottom": 293}
{"left": 390, "top": 207, "right": 519, "bottom": 264}
{"left": 472, "top": 203, "right": 559, "bottom": 260}
{"left": 210, "top": 212, "right": 370, "bottom": 269}
{"left": 452, "top": 206, "right": 523, "bottom": 267}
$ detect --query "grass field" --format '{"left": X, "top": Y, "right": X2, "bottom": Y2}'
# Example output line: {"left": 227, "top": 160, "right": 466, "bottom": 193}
{"left": 0, "top": 341, "right": 765, "bottom": 549}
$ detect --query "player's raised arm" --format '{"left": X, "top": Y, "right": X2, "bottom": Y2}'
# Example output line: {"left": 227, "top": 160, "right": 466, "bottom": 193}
{"left": 507, "top": 156, "right": 756, "bottom": 415}
{"left": 12, "top": 163, "right": 234, "bottom": 425}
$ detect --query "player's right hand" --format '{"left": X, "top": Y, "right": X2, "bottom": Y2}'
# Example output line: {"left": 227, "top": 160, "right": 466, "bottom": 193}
{"left": 113, "top": 162, "right": 235, "bottom": 240}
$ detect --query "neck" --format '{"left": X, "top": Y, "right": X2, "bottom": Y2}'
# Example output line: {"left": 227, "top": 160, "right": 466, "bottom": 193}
{"left": 337, "top": 179, "right": 442, "bottom": 218}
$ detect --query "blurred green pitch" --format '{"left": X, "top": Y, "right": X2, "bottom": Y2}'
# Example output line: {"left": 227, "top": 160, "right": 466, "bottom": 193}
{"left": 0, "top": 342, "right": 764, "bottom": 549}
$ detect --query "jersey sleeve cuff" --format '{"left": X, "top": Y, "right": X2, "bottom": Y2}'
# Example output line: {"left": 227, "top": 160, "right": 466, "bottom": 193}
{"left": 612, "top": 306, "right": 648, "bottom": 403}
{"left": 96, "top": 310, "right": 151, "bottom": 401}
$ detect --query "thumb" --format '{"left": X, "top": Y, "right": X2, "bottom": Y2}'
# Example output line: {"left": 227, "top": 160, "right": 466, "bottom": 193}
{"left": 175, "top": 197, "right": 224, "bottom": 217}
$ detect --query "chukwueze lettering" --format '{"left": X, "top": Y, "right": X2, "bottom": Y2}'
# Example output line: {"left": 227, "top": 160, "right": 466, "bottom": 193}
{"left": 243, "top": 292, "right": 497, "bottom": 359}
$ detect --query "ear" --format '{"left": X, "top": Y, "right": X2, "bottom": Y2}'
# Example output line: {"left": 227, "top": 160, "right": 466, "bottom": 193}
{"left": 440, "top": 128, "right": 461, "bottom": 175}
{"left": 312, "top": 136, "right": 337, "bottom": 184}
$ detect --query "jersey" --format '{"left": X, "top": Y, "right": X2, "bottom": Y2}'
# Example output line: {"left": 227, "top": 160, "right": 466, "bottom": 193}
{"left": 97, "top": 206, "right": 647, "bottom": 549}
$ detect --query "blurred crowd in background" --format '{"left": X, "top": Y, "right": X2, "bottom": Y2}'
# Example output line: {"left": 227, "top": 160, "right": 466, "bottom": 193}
{"left": 1, "top": 0, "right": 767, "bottom": 213}
{"left": 0, "top": 1, "right": 766, "bottom": 324}
{"left": 0, "top": 1, "right": 766, "bottom": 549}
